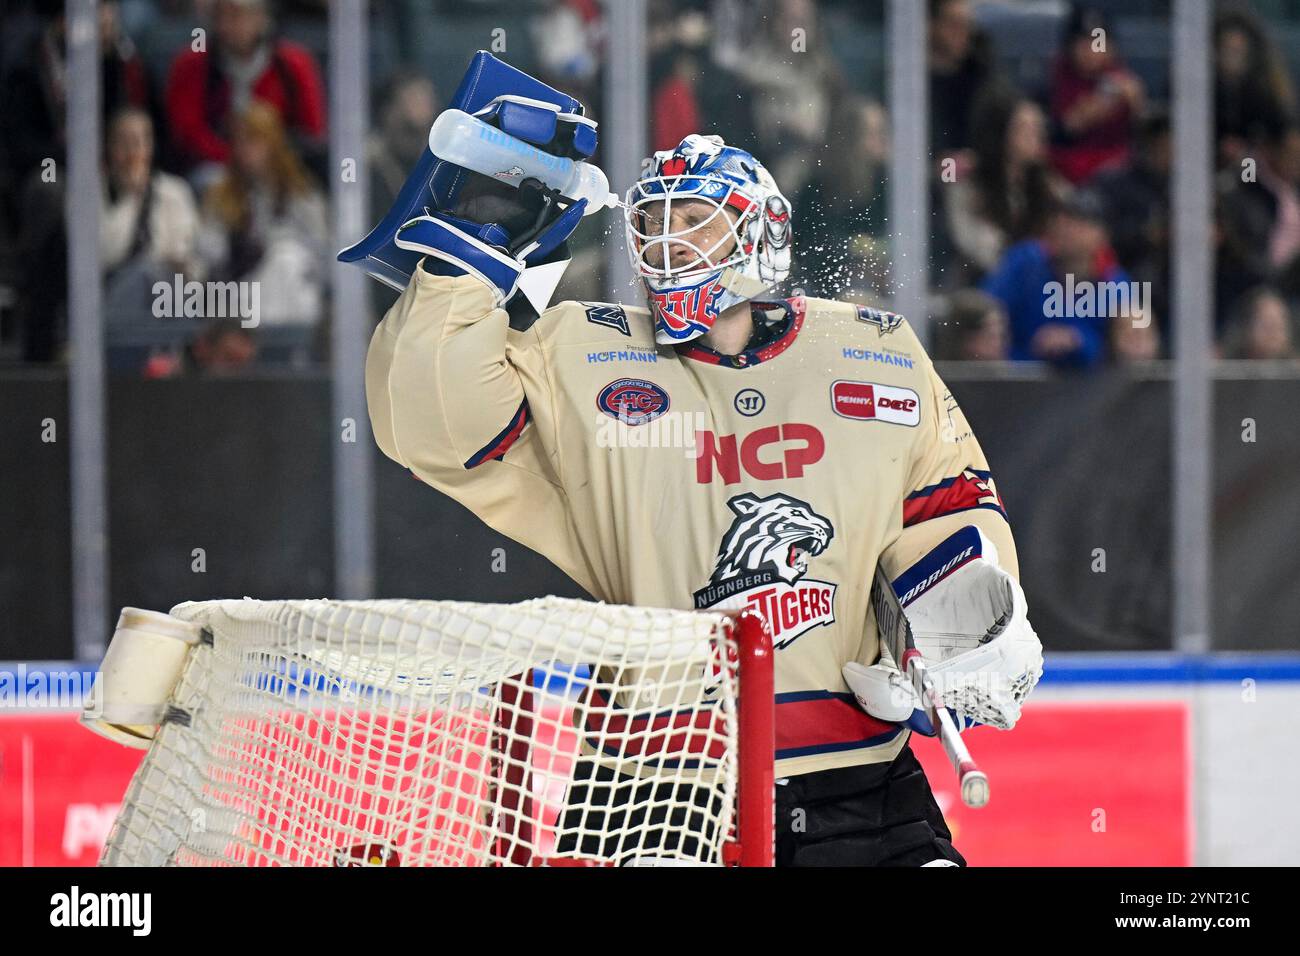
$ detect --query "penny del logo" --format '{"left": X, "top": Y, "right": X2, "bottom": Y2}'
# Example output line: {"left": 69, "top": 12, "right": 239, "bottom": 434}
{"left": 830, "top": 380, "right": 921, "bottom": 427}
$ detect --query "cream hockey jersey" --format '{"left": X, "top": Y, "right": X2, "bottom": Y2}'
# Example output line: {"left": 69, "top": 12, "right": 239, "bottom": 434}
{"left": 367, "top": 264, "right": 1020, "bottom": 778}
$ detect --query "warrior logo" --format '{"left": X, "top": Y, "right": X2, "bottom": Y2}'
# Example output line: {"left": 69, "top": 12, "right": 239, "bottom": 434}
{"left": 693, "top": 492, "right": 837, "bottom": 649}
{"left": 652, "top": 275, "right": 724, "bottom": 339}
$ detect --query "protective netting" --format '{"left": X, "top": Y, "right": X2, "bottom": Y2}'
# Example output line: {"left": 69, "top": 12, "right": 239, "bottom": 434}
{"left": 99, "top": 597, "right": 747, "bottom": 867}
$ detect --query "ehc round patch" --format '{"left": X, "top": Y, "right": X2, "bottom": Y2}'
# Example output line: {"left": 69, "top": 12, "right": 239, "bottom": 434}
{"left": 597, "top": 378, "right": 671, "bottom": 425}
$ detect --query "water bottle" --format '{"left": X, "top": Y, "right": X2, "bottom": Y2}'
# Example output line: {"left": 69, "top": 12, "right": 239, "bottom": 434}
{"left": 428, "top": 109, "right": 618, "bottom": 215}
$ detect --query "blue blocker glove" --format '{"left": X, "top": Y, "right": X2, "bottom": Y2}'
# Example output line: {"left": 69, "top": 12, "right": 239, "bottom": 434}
{"left": 395, "top": 102, "right": 592, "bottom": 307}
{"left": 340, "top": 52, "right": 599, "bottom": 314}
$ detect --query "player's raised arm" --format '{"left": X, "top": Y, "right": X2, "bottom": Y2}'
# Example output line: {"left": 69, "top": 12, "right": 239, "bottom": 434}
{"left": 363, "top": 79, "right": 606, "bottom": 592}
{"left": 366, "top": 87, "right": 595, "bottom": 464}
{"left": 367, "top": 263, "right": 528, "bottom": 472}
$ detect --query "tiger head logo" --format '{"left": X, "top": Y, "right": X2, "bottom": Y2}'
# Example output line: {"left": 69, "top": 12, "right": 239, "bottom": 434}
{"left": 710, "top": 493, "right": 834, "bottom": 586}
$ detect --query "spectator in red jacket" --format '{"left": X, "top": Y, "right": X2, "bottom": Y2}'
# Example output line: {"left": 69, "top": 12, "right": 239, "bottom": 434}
{"left": 651, "top": 50, "right": 702, "bottom": 154}
{"left": 164, "top": 0, "right": 326, "bottom": 186}
{"left": 1048, "top": 4, "right": 1145, "bottom": 185}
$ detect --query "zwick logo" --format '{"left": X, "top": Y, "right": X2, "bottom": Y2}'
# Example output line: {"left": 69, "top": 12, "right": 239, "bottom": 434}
{"left": 695, "top": 423, "right": 824, "bottom": 485}
{"left": 49, "top": 886, "right": 151, "bottom": 936}
{"left": 652, "top": 277, "right": 723, "bottom": 339}
{"left": 830, "top": 380, "right": 921, "bottom": 427}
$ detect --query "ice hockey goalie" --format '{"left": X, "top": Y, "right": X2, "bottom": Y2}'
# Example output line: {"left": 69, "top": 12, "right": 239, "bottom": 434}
{"left": 362, "top": 62, "right": 1042, "bottom": 866}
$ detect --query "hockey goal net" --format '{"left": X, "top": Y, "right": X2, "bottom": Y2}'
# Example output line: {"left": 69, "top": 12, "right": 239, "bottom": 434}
{"left": 90, "top": 596, "right": 774, "bottom": 867}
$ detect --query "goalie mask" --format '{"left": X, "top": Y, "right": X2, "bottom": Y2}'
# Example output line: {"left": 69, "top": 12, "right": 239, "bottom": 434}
{"left": 625, "top": 134, "right": 792, "bottom": 345}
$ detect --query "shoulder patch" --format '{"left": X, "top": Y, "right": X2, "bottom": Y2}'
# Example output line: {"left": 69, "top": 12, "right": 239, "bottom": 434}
{"left": 584, "top": 303, "right": 630, "bottom": 336}
{"left": 855, "top": 305, "right": 905, "bottom": 333}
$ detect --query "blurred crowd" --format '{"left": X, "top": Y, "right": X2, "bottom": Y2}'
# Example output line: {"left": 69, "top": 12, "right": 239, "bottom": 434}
{"left": 0, "top": 0, "right": 335, "bottom": 371}
{"left": 651, "top": 0, "right": 1300, "bottom": 367}
{"left": 920, "top": 0, "right": 1300, "bottom": 366}
{"left": 0, "top": 0, "right": 1297, "bottom": 373}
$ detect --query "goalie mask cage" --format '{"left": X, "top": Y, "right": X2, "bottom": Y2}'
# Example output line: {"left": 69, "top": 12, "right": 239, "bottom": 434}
{"left": 98, "top": 597, "right": 774, "bottom": 867}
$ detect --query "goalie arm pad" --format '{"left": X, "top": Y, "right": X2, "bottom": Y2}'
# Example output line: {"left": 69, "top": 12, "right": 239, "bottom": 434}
{"left": 844, "top": 525, "right": 1043, "bottom": 732}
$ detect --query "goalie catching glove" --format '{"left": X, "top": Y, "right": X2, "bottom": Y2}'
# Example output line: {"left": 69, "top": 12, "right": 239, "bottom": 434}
{"left": 844, "top": 526, "right": 1043, "bottom": 733}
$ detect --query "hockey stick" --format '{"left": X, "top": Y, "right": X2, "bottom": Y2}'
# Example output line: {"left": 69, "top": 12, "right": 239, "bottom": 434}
{"left": 870, "top": 564, "right": 990, "bottom": 809}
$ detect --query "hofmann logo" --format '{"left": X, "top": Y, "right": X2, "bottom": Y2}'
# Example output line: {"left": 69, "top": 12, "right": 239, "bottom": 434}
{"left": 842, "top": 346, "right": 914, "bottom": 368}
{"left": 587, "top": 348, "right": 657, "bottom": 364}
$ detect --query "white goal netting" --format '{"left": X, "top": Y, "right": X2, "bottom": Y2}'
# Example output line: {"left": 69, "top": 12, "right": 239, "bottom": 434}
{"left": 98, "top": 596, "right": 767, "bottom": 867}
